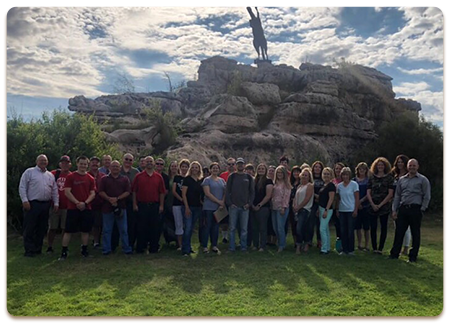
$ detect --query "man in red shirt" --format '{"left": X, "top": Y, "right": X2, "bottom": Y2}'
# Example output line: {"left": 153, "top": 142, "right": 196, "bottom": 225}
{"left": 46, "top": 155, "right": 72, "bottom": 254}
{"left": 59, "top": 156, "right": 96, "bottom": 260}
{"left": 132, "top": 156, "right": 166, "bottom": 254}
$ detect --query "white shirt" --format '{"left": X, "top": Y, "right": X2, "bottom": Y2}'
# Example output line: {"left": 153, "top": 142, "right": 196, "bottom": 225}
{"left": 19, "top": 166, "right": 59, "bottom": 205}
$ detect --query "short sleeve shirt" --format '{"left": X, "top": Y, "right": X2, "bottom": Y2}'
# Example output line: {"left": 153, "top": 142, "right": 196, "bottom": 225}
{"left": 51, "top": 170, "right": 71, "bottom": 209}
{"left": 318, "top": 182, "right": 336, "bottom": 209}
{"left": 182, "top": 176, "right": 203, "bottom": 207}
{"left": 173, "top": 175, "right": 185, "bottom": 206}
{"left": 65, "top": 172, "right": 96, "bottom": 210}
{"left": 337, "top": 180, "right": 359, "bottom": 212}
{"left": 201, "top": 176, "right": 226, "bottom": 210}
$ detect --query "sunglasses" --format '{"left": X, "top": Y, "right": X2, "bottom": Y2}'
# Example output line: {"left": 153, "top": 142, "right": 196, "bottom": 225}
{"left": 228, "top": 163, "right": 235, "bottom": 166}
{"left": 124, "top": 158, "right": 133, "bottom": 162}
{"left": 155, "top": 163, "right": 164, "bottom": 166}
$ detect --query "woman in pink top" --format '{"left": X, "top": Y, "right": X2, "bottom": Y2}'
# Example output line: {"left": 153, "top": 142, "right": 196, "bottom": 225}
{"left": 271, "top": 166, "right": 292, "bottom": 252}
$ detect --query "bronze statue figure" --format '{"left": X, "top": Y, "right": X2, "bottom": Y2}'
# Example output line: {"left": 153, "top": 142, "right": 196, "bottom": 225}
{"left": 247, "top": 7, "right": 268, "bottom": 61}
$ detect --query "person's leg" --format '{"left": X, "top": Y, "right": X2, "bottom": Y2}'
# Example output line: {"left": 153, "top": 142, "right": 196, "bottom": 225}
{"left": 389, "top": 208, "right": 409, "bottom": 258}
{"left": 361, "top": 208, "right": 370, "bottom": 250}
{"left": 136, "top": 203, "right": 150, "bottom": 253}
{"left": 126, "top": 201, "right": 137, "bottom": 251}
{"left": 111, "top": 220, "right": 120, "bottom": 252}
{"left": 252, "top": 209, "right": 260, "bottom": 249}
{"left": 271, "top": 210, "right": 279, "bottom": 244}
{"left": 259, "top": 207, "right": 269, "bottom": 250}
{"left": 148, "top": 204, "right": 161, "bottom": 253}
{"left": 239, "top": 208, "right": 249, "bottom": 251}
{"left": 201, "top": 210, "right": 212, "bottom": 249}
{"left": 379, "top": 213, "right": 389, "bottom": 252}
{"left": 35, "top": 203, "right": 51, "bottom": 254}
{"left": 332, "top": 209, "right": 341, "bottom": 239}
{"left": 319, "top": 207, "right": 332, "bottom": 253}
{"left": 307, "top": 203, "right": 318, "bottom": 245}
{"left": 173, "top": 206, "right": 184, "bottom": 249}
{"left": 211, "top": 210, "right": 220, "bottom": 248}
{"left": 22, "top": 202, "right": 40, "bottom": 255}
{"left": 355, "top": 209, "right": 362, "bottom": 248}
{"left": 402, "top": 226, "right": 411, "bottom": 255}
{"left": 228, "top": 207, "right": 238, "bottom": 251}
{"left": 102, "top": 212, "right": 114, "bottom": 254}
{"left": 369, "top": 213, "right": 378, "bottom": 251}
{"left": 339, "top": 212, "right": 349, "bottom": 253}
{"left": 408, "top": 207, "right": 422, "bottom": 261}
{"left": 247, "top": 210, "right": 253, "bottom": 248}
{"left": 117, "top": 210, "right": 132, "bottom": 253}
{"left": 47, "top": 208, "right": 60, "bottom": 250}
{"left": 348, "top": 213, "right": 356, "bottom": 253}
{"left": 277, "top": 207, "right": 289, "bottom": 250}
{"left": 92, "top": 210, "right": 102, "bottom": 246}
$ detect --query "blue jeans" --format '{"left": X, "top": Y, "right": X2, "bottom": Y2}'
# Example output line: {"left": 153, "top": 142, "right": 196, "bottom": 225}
{"left": 339, "top": 211, "right": 356, "bottom": 253}
{"left": 272, "top": 207, "right": 289, "bottom": 249}
{"left": 182, "top": 206, "right": 202, "bottom": 254}
{"left": 295, "top": 208, "right": 310, "bottom": 246}
{"left": 229, "top": 206, "right": 249, "bottom": 251}
{"left": 319, "top": 207, "right": 332, "bottom": 253}
{"left": 201, "top": 210, "right": 220, "bottom": 248}
{"left": 102, "top": 210, "right": 132, "bottom": 254}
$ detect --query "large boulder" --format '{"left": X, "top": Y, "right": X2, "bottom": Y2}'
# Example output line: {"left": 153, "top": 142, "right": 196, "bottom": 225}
{"left": 240, "top": 82, "right": 281, "bottom": 105}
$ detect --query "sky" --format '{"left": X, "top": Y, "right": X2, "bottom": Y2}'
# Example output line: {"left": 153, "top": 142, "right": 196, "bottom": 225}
{"left": 5, "top": 6, "right": 444, "bottom": 127}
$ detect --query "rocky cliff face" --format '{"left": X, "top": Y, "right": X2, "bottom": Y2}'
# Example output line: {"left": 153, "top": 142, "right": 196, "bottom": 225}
{"left": 68, "top": 56, "right": 421, "bottom": 166}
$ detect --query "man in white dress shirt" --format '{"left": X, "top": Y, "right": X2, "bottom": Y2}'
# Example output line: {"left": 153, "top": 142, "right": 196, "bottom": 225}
{"left": 19, "top": 154, "right": 59, "bottom": 257}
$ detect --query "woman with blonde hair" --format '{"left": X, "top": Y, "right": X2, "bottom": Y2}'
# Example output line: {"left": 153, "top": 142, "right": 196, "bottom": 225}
{"left": 271, "top": 166, "right": 292, "bottom": 252}
{"left": 181, "top": 161, "right": 204, "bottom": 256}
{"left": 367, "top": 157, "right": 394, "bottom": 255}
{"left": 293, "top": 168, "right": 314, "bottom": 254}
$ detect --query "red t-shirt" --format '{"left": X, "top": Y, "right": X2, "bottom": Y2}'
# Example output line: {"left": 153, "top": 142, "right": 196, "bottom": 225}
{"left": 65, "top": 172, "right": 96, "bottom": 210}
{"left": 132, "top": 171, "right": 166, "bottom": 203}
{"left": 51, "top": 170, "right": 71, "bottom": 209}
{"left": 220, "top": 171, "right": 231, "bottom": 182}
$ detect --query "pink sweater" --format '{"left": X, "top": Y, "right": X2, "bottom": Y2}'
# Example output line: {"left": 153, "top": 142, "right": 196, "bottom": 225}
{"left": 272, "top": 184, "right": 291, "bottom": 210}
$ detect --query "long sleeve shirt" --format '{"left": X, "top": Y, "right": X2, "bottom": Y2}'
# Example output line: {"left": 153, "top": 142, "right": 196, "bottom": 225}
{"left": 392, "top": 172, "right": 431, "bottom": 212}
{"left": 19, "top": 166, "right": 59, "bottom": 205}
{"left": 225, "top": 172, "right": 255, "bottom": 207}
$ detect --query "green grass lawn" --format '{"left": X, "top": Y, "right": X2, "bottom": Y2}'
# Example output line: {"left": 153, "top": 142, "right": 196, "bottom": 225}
{"left": 7, "top": 219, "right": 443, "bottom": 317}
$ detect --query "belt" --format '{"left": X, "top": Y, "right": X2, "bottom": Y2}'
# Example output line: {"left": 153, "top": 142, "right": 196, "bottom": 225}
{"left": 401, "top": 204, "right": 421, "bottom": 209}
{"left": 30, "top": 200, "right": 51, "bottom": 204}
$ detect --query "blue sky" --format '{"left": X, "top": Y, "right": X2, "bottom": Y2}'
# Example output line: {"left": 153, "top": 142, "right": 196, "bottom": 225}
{"left": 6, "top": 6, "right": 444, "bottom": 127}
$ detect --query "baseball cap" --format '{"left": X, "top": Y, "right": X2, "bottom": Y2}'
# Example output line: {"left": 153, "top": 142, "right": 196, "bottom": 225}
{"left": 60, "top": 155, "right": 71, "bottom": 162}
{"left": 90, "top": 156, "right": 100, "bottom": 162}
{"left": 236, "top": 157, "right": 245, "bottom": 164}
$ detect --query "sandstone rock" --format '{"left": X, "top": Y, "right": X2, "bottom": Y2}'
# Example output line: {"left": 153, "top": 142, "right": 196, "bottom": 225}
{"left": 240, "top": 82, "right": 281, "bottom": 105}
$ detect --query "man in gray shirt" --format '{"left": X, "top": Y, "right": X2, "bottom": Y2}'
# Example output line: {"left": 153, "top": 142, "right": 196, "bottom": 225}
{"left": 389, "top": 159, "right": 431, "bottom": 262}
{"left": 226, "top": 158, "right": 255, "bottom": 252}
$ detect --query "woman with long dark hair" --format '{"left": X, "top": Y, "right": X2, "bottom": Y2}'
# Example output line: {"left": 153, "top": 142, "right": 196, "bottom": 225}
{"left": 308, "top": 161, "right": 324, "bottom": 249}
{"left": 318, "top": 167, "right": 336, "bottom": 254}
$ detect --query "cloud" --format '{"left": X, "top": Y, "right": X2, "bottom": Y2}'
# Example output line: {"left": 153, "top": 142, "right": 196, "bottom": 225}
{"left": 398, "top": 67, "right": 443, "bottom": 75}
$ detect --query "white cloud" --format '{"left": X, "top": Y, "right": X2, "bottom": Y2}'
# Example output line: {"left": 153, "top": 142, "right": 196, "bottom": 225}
{"left": 398, "top": 67, "right": 443, "bottom": 75}
{"left": 394, "top": 81, "right": 431, "bottom": 96}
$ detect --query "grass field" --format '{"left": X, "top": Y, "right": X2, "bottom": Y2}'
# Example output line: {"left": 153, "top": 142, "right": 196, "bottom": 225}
{"left": 7, "top": 218, "right": 443, "bottom": 317}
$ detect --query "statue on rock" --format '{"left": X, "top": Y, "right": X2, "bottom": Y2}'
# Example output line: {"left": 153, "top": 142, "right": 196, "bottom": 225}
{"left": 246, "top": 7, "right": 270, "bottom": 64}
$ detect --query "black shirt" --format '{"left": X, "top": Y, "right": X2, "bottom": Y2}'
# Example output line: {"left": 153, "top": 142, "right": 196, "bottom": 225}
{"left": 173, "top": 175, "right": 184, "bottom": 206}
{"left": 253, "top": 178, "right": 273, "bottom": 207}
{"left": 182, "top": 176, "right": 203, "bottom": 207}
{"left": 318, "top": 182, "right": 336, "bottom": 209}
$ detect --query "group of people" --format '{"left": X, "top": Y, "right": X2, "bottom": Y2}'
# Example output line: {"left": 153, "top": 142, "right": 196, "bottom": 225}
{"left": 18, "top": 152, "right": 430, "bottom": 263}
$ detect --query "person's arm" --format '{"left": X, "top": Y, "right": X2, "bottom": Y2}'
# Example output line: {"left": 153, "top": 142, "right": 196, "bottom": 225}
{"left": 65, "top": 187, "right": 85, "bottom": 210}
{"left": 421, "top": 176, "right": 431, "bottom": 211}
{"left": 378, "top": 188, "right": 394, "bottom": 208}
{"left": 172, "top": 181, "right": 183, "bottom": 203}
{"left": 203, "top": 185, "right": 223, "bottom": 206}
{"left": 182, "top": 186, "right": 191, "bottom": 217}
{"left": 51, "top": 175, "right": 59, "bottom": 210}
{"left": 133, "top": 192, "right": 138, "bottom": 211}
{"left": 256, "top": 184, "right": 274, "bottom": 210}
{"left": 18, "top": 169, "right": 31, "bottom": 210}
{"left": 322, "top": 191, "right": 336, "bottom": 218}
{"left": 246, "top": 176, "right": 255, "bottom": 210}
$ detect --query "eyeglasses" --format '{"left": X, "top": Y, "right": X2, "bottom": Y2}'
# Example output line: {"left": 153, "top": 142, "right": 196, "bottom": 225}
{"left": 155, "top": 163, "right": 164, "bottom": 166}
{"left": 124, "top": 158, "right": 133, "bottom": 162}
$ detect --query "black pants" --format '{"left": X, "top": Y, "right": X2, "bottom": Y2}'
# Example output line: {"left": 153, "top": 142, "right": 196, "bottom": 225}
{"left": 307, "top": 202, "right": 321, "bottom": 243}
{"left": 370, "top": 212, "right": 389, "bottom": 251}
{"left": 390, "top": 205, "right": 422, "bottom": 261}
{"left": 332, "top": 209, "right": 341, "bottom": 239}
{"left": 23, "top": 200, "right": 51, "bottom": 254}
{"left": 136, "top": 202, "right": 160, "bottom": 253}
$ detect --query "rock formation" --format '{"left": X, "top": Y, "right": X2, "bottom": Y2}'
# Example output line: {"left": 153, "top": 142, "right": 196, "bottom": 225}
{"left": 68, "top": 56, "right": 421, "bottom": 166}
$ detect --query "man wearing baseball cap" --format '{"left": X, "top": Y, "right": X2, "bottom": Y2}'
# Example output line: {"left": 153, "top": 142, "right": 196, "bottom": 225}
{"left": 46, "top": 155, "right": 72, "bottom": 254}
{"left": 226, "top": 157, "right": 255, "bottom": 252}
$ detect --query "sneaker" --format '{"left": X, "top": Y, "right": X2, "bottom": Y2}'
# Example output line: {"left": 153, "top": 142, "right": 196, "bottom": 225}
{"left": 81, "top": 250, "right": 89, "bottom": 258}
{"left": 176, "top": 247, "right": 181, "bottom": 251}
{"left": 258, "top": 248, "right": 264, "bottom": 252}
{"left": 46, "top": 247, "right": 54, "bottom": 254}
{"left": 203, "top": 248, "right": 209, "bottom": 254}
{"left": 407, "top": 259, "right": 417, "bottom": 263}
{"left": 189, "top": 249, "right": 196, "bottom": 254}
{"left": 182, "top": 252, "right": 189, "bottom": 257}
{"left": 212, "top": 247, "right": 221, "bottom": 255}
{"left": 93, "top": 243, "right": 100, "bottom": 249}
{"left": 58, "top": 252, "right": 68, "bottom": 261}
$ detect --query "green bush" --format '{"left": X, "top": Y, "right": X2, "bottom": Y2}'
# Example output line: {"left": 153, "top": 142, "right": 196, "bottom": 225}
{"left": 7, "top": 110, "right": 121, "bottom": 231}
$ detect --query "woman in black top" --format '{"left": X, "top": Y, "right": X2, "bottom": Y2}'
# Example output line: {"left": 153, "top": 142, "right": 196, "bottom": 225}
{"left": 318, "top": 167, "right": 336, "bottom": 254}
{"left": 251, "top": 164, "right": 274, "bottom": 251}
{"left": 181, "top": 161, "right": 203, "bottom": 256}
{"left": 172, "top": 159, "right": 190, "bottom": 251}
